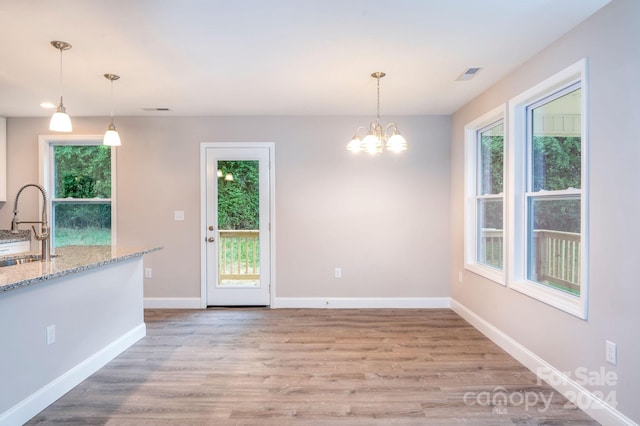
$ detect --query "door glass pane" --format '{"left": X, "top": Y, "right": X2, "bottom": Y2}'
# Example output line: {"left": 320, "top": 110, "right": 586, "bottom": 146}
{"left": 217, "top": 160, "right": 260, "bottom": 287}
{"left": 477, "top": 198, "right": 503, "bottom": 269}
{"left": 527, "top": 197, "right": 581, "bottom": 295}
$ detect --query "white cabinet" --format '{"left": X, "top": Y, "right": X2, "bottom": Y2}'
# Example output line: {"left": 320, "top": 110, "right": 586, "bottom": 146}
{"left": 0, "top": 240, "right": 30, "bottom": 256}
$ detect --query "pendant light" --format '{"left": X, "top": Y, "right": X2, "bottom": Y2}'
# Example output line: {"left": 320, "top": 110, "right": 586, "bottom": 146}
{"left": 347, "top": 72, "right": 408, "bottom": 155}
{"left": 49, "top": 41, "right": 72, "bottom": 132}
{"left": 103, "top": 73, "right": 121, "bottom": 146}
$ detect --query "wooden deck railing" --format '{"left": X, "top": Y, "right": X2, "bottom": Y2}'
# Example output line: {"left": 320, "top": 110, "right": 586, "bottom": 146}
{"left": 218, "top": 230, "right": 260, "bottom": 281}
{"left": 480, "top": 228, "right": 504, "bottom": 269}
{"left": 480, "top": 228, "right": 581, "bottom": 291}
{"left": 534, "top": 229, "right": 581, "bottom": 293}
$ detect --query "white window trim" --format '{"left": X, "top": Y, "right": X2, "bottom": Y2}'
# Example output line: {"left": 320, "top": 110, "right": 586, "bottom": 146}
{"left": 464, "top": 104, "right": 506, "bottom": 285}
{"left": 507, "top": 58, "right": 589, "bottom": 319}
{"left": 38, "top": 135, "right": 117, "bottom": 252}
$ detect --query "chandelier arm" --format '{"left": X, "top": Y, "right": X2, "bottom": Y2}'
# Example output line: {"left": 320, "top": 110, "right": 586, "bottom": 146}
{"left": 385, "top": 122, "right": 399, "bottom": 135}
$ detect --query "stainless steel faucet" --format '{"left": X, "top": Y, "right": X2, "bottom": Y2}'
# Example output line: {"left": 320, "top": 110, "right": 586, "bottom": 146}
{"left": 11, "top": 184, "right": 51, "bottom": 262}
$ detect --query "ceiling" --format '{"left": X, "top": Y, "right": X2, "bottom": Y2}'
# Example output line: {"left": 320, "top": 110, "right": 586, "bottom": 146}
{"left": 0, "top": 0, "right": 610, "bottom": 118}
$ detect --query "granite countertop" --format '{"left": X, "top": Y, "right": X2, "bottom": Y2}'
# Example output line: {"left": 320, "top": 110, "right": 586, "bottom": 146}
{"left": 0, "top": 230, "right": 31, "bottom": 243}
{"left": 0, "top": 245, "right": 162, "bottom": 293}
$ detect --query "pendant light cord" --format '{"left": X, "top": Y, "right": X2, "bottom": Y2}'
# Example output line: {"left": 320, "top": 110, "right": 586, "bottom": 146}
{"left": 103, "top": 73, "right": 120, "bottom": 130}
{"left": 110, "top": 79, "right": 114, "bottom": 124}
{"left": 376, "top": 75, "right": 381, "bottom": 122}
{"left": 58, "top": 47, "right": 63, "bottom": 102}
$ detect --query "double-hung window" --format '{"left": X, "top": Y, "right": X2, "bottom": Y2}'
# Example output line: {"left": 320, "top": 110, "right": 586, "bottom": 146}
{"left": 508, "top": 59, "right": 588, "bottom": 318}
{"left": 464, "top": 106, "right": 506, "bottom": 284}
{"left": 39, "top": 136, "right": 116, "bottom": 249}
{"left": 464, "top": 60, "right": 588, "bottom": 318}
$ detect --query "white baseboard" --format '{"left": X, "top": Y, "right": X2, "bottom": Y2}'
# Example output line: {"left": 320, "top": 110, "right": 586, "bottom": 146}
{"left": 144, "top": 297, "right": 450, "bottom": 310}
{"left": 144, "top": 297, "right": 203, "bottom": 309}
{"left": 451, "top": 299, "right": 637, "bottom": 426}
{"left": 271, "top": 297, "right": 450, "bottom": 309}
{"left": 0, "top": 323, "right": 146, "bottom": 426}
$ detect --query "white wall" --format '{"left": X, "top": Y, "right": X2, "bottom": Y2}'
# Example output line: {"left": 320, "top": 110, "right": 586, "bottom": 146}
{"left": 450, "top": 0, "right": 639, "bottom": 423}
{"left": 0, "top": 259, "right": 145, "bottom": 425}
{"left": 2, "top": 115, "right": 451, "bottom": 302}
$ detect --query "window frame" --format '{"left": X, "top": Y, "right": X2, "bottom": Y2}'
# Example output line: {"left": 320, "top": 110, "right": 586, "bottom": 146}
{"left": 38, "top": 135, "right": 117, "bottom": 251}
{"left": 507, "top": 59, "right": 589, "bottom": 319}
{"left": 464, "top": 105, "right": 506, "bottom": 285}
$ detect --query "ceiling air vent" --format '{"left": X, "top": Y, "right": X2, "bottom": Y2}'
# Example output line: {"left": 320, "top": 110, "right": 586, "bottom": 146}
{"left": 141, "top": 107, "right": 171, "bottom": 112}
{"left": 456, "top": 67, "right": 483, "bottom": 81}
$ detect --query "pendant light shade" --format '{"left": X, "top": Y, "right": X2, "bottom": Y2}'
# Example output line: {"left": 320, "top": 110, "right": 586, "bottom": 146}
{"left": 103, "top": 73, "right": 121, "bottom": 146}
{"left": 386, "top": 130, "right": 408, "bottom": 153}
{"left": 49, "top": 105, "right": 72, "bottom": 132}
{"left": 49, "top": 41, "right": 72, "bottom": 132}
{"left": 103, "top": 124, "right": 121, "bottom": 146}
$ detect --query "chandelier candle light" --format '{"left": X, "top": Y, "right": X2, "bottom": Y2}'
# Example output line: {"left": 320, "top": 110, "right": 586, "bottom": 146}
{"left": 49, "top": 41, "right": 73, "bottom": 132}
{"left": 347, "top": 72, "right": 407, "bottom": 155}
{"left": 103, "top": 73, "right": 121, "bottom": 146}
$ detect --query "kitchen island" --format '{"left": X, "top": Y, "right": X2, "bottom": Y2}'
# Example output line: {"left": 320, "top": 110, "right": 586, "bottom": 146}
{"left": 0, "top": 245, "right": 161, "bottom": 426}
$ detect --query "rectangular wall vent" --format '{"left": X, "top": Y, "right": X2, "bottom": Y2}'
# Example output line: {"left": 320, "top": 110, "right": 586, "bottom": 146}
{"left": 456, "top": 67, "right": 483, "bottom": 81}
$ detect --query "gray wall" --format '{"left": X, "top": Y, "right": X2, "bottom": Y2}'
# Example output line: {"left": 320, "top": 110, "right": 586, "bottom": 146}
{"left": 2, "top": 115, "right": 451, "bottom": 300}
{"left": 450, "top": 0, "right": 639, "bottom": 422}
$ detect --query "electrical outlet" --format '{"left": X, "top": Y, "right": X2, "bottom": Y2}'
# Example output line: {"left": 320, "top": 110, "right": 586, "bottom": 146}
{"left": 174, "top": 210, "right": 185, "bottom": 221}
{"left": 46, "top": 325, "right": 56, "bottom": 345}
{"left": 334, "top": 267, "right": 342, "bottom": 279}
{"left": 145, "top": 268, "right": 152, "bottom": 279}
{"left": 458, "top": 271, "right": 463, "bottom": 283}
{"left": 606, "top": 340, "right": 617, "bottom": 365}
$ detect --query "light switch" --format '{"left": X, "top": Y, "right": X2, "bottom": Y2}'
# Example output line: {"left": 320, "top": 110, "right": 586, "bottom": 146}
{"left": 174, "top": 210, "right": 185, "bottom": 221}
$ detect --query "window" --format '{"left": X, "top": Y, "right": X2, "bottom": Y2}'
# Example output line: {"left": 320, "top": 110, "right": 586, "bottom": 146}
{"left": 464, "top": 106, "right": 505, "bottom": 284}
{"left": 39, "top": 136, "right": 116, "bottom": 249}
{"left": 508, "top": 59, "right": 588, "bottom": 318}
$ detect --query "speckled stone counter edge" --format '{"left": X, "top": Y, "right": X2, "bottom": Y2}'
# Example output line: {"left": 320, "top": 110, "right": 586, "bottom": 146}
{"left": 0, "top": 245, "right": 163, "bottom": 293}
{"left": 0, "top": 229, "right": 31, "bottom": 243}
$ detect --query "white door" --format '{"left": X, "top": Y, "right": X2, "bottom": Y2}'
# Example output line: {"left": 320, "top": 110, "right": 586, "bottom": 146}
{"left": 205, "top": 146, "right": 271, "bottom": 306}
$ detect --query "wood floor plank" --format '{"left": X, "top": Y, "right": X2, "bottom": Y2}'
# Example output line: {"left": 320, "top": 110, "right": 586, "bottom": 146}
{"left": 27, "top": 308, "right": 599, "bottom": 425}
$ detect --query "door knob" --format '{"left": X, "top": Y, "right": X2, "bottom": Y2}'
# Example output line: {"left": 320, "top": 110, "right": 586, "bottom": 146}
{"left": 208, "top": 225, "right": 214, "bottom": 231}
{"left": 207, "top": 237, "right": 215, "bottom": 243}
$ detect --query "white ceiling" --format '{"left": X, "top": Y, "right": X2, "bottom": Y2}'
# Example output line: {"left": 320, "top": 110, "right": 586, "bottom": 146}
{"left": 0, "top": 0, "right": 610, "bottom": 117}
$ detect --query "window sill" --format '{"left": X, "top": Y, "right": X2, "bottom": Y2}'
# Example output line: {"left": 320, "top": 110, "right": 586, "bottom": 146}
{"left": 464, "top": 263, "right": 505, "bottom": 286}
{"left": 509, "top": 279, "right": 587, "bottom": 319}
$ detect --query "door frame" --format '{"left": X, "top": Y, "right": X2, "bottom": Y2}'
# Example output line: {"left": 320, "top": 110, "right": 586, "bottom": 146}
{"left": 199, "top": 142, "right": 276, "bottom": 308}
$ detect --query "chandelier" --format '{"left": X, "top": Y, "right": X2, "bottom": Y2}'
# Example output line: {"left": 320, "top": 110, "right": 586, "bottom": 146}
{"left": 346, "top": 72, "right": 407, "bottom": 155}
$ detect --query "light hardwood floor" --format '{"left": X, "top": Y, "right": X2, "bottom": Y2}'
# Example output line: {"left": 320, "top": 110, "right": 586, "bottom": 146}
{"left": 28, "top": 309, "right": 598, "bottom": 425}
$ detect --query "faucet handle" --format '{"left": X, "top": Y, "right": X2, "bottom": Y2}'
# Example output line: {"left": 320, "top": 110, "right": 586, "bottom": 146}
{"left": 33, "top": 225, "right": 50, "bottom": 241}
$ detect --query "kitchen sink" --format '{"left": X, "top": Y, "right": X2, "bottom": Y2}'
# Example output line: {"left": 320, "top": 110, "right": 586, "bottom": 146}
{"left": 0, "top": 256, "right": 42, "bottom": 267}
